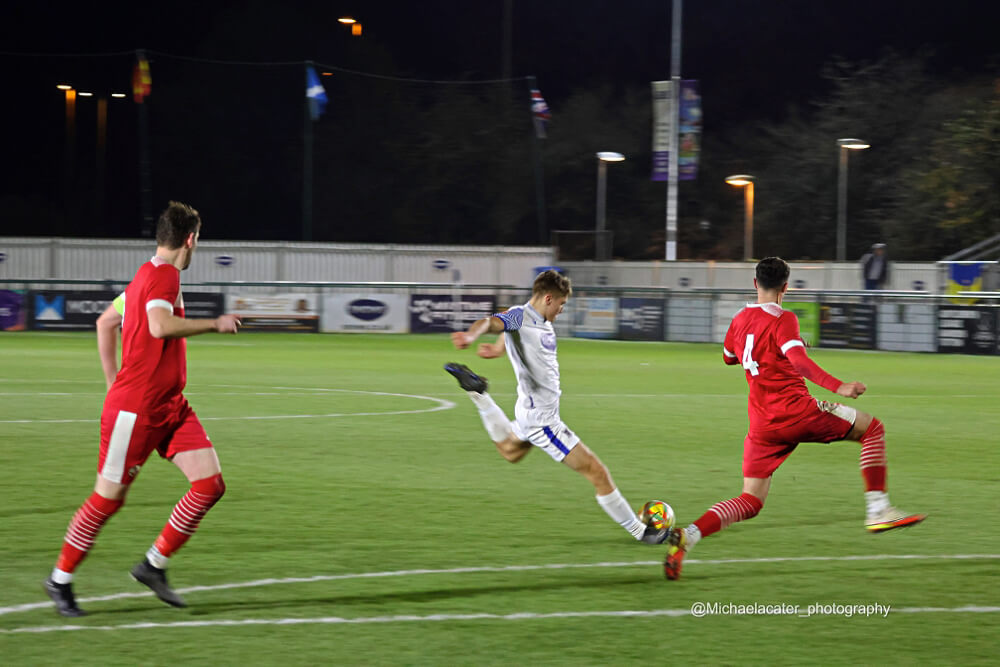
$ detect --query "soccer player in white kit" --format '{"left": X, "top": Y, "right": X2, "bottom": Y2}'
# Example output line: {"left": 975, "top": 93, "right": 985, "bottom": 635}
{"left": 447, "top": 270, "right": 665, "bottom": 544}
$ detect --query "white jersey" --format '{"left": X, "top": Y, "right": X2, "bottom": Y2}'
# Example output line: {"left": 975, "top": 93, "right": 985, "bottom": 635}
{"left": 496, "top": 302, "right": 562, "bottom": 418}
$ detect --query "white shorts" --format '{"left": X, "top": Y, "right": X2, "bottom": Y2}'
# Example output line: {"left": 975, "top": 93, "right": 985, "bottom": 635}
{"left": 511, "top": 402, "right": 580, "bottom": 462}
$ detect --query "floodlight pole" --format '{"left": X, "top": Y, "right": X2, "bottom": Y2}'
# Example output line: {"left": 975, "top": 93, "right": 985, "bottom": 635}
{"left": 665, "top": 0, "right": 682, "bottom": 260}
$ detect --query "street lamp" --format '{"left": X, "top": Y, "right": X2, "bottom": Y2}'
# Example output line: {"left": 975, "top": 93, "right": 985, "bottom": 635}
{"left": 338, "top": 16, "right": 362, "bottom": 35}
{"left": 836, "top": 137, "right": 870, "bottom": 261}
{"left": 595, "top": 152, "right": 625, "bottom": 261}
{"left": 726, "top": 174, "right": 755, "bottom": 261}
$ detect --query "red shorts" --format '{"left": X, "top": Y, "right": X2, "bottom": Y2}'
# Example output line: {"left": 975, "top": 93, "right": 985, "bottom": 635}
{"left": 742, "top": 400, "right": 856, "bottom": 478}
{"left": 98, "top": 398, "right": 212, "bottom": 484}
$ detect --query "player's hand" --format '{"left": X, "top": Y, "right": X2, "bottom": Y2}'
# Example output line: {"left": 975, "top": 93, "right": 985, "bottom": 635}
{"left": 835, "top": 381, "right": 866, "bottom": 399}
{"left": 215, "top": 314, "right": 242, "bottom": 334}
{"left": 451, "top": 331, "right": 473, "bottom": 349}
{"left": 477, "top": 342, "right": 503, "bottom": 359}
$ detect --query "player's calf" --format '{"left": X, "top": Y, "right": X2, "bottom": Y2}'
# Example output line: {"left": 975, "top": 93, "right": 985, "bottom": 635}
{"left": 50, "top": 492, "right": 125, "bottom": 585}
{"left": 147, "top": 473, "right": 225, "bottom": 569}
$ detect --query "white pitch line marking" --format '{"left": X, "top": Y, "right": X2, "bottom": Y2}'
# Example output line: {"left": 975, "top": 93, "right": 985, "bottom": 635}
{"left": 2, "top": 554, "right": 997, "bottom": 618}
{"left": 3, "top": 605, "right": 999, "bottom": 634}
{"left": 0, "top": 387, "right": 454, "bottom": 424}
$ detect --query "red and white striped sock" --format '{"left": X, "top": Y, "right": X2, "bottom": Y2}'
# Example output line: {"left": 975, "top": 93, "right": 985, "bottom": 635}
{"left": 149, "top": 474, "right": 225, "bottom": 567}
{"left": 693, "top": 492, "right": 764, "bottom": 539}
{"left": 53, "top": 492, "right": 124, "bottom": 581}
{"left": 859, "top": 418, "right": 887, "bottom": 492}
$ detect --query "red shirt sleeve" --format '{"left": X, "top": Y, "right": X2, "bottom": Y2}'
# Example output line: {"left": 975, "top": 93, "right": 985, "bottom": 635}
{"left": 775, "top": 313, "right": 842, "bottom": 392}
{"left": 722, "top": 320, "right": 740, "bottom": 365}
{"left": 145, "top": 265, "right": 179, "bottom": 312}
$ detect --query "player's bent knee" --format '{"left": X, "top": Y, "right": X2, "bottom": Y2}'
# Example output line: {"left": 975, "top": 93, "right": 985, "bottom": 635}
{"left": 94, "top": 474, "right": 131, "bottom": 502}
{"left": 848, "top": 411, "right": 874, "bottom": 440}
{"left": 192, "top": 473, "right": 226, "bottom": 503}
{"left": 497, "top": 438, "right": 529, "bottom": 463}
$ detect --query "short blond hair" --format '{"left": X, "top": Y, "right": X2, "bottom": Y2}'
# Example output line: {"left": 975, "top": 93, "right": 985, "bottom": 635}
{"left": 532, "top": 270, "right": 572, "bottom": 297}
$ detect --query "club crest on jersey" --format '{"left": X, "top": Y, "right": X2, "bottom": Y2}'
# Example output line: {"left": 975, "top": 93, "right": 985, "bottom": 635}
{"left": 541, "top": 332, "right": 557, "bottom": 351}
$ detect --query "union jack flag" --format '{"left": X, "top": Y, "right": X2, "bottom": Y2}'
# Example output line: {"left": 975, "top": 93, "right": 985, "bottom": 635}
{"left": 530, "top": 88, "right": 551, "bottom": 139}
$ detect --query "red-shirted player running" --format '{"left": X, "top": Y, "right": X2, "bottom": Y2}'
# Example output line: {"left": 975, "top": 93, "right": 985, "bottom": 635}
{"left": 44, "top": 202, "right": 242, "bottom": 616}
{"left": 663, "top": 257, "right": 925, "bottom": 580}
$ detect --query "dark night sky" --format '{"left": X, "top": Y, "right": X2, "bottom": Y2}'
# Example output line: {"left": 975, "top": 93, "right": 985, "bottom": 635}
{"left": 5, "top": 1, "right": 994, "bottom": 110}
{"left": 1, "top": 1, "right": 996, "bottom": 239}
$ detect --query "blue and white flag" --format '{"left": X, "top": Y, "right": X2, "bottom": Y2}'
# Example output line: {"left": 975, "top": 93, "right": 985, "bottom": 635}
{"left": 306, "top": 65, "right": 328, "bottom": 120}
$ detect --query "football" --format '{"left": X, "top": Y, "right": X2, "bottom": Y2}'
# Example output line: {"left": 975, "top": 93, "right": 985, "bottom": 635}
{"left": 639, "top": 500, "right": 675, "bottom": 531}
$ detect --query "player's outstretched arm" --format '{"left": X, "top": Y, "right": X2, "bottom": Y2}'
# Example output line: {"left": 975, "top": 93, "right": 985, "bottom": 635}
{"left": 148, "top": 307, "right": 241, "bottom": 339}
{"left": 784, "top": 345, "right": 844, "bottom": 394}
{"left": 477, "top": 333, "right": 506, "bottom": 359}
{"left": 451, "top": 315, "right": 504, "bottom": 350}
{"left": 96, "top": 303, "right": 123, "bottom": 389}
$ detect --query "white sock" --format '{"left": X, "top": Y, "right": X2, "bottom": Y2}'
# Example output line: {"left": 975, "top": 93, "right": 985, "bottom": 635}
{"left": 146, "top": 545, "right": 170, "bottom": 570}
{"left": 596, "top": 488, "right": 646, "bottom": 540}
{"left": 50, "top": 568, "right": 73, "bottom": 584}
{"left": 683, "top": 524, "right": 702, "bottom": 549}
{"left": 469, "top": 392, "right": 513, "bottom": 443}
{"left": 865, "top": 491, "right": 890, "bottom": 517}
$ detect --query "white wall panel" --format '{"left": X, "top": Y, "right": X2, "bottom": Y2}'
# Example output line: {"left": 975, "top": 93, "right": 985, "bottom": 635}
{"left": 0, "top": 239, "right": 52, "bottom": 280}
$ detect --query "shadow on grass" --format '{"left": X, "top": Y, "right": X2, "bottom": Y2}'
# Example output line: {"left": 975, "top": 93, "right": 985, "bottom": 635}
{"left": 182, "top": 573, "right": 657, "bottom": 615}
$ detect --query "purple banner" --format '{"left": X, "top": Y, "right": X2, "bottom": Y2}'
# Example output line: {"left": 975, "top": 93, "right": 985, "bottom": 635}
{"left": 0, "top": 290, "right": 26, "bottom": 331}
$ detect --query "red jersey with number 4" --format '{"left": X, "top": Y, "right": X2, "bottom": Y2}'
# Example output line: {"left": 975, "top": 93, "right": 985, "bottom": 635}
{"left": 723, "top": 303, "right": 816, "bottom": 430}
{"left": 105, "top": 257, "right": 187, "bottom": 414}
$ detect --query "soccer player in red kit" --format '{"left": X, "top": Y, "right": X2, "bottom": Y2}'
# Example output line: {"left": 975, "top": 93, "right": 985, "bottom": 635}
{"left": 663, "top": 257, "right": 925, "bottom": 580}
{"left": 43, "top": 202, "right": 241, "bottom": 616}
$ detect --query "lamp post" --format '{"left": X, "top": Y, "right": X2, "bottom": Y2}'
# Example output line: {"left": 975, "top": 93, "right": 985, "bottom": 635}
{"left": 665, "top": 0, "right": 683, "bottom": 261}
{"left": 595, "top": 152, "right": 625, "bottom": 261}
{"left": 57, "top": 84, "right": 127, "bottom": 223}
{"left": 836, "top": 138, "right": 870, "bottom": 261}
{"left": 338, "top": 16, "right": 362, "bottom": 36}
{"left": 726, "top": 174, "right": 755, "bottom": 261}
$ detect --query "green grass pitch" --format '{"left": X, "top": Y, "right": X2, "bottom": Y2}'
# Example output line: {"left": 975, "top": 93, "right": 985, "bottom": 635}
{"left": 1, "top": 332, "right": 998, "bottom": 665}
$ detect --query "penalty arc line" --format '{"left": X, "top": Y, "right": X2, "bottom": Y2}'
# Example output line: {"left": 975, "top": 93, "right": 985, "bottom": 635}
{"left": 0, "top": 387, "right": 455, "bottom": 424}
{"left": 2, "top": 553, "right": 998, "bottom": 618}
{"left": 3, "top": 606, "right": 1000, "bottom": 634}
